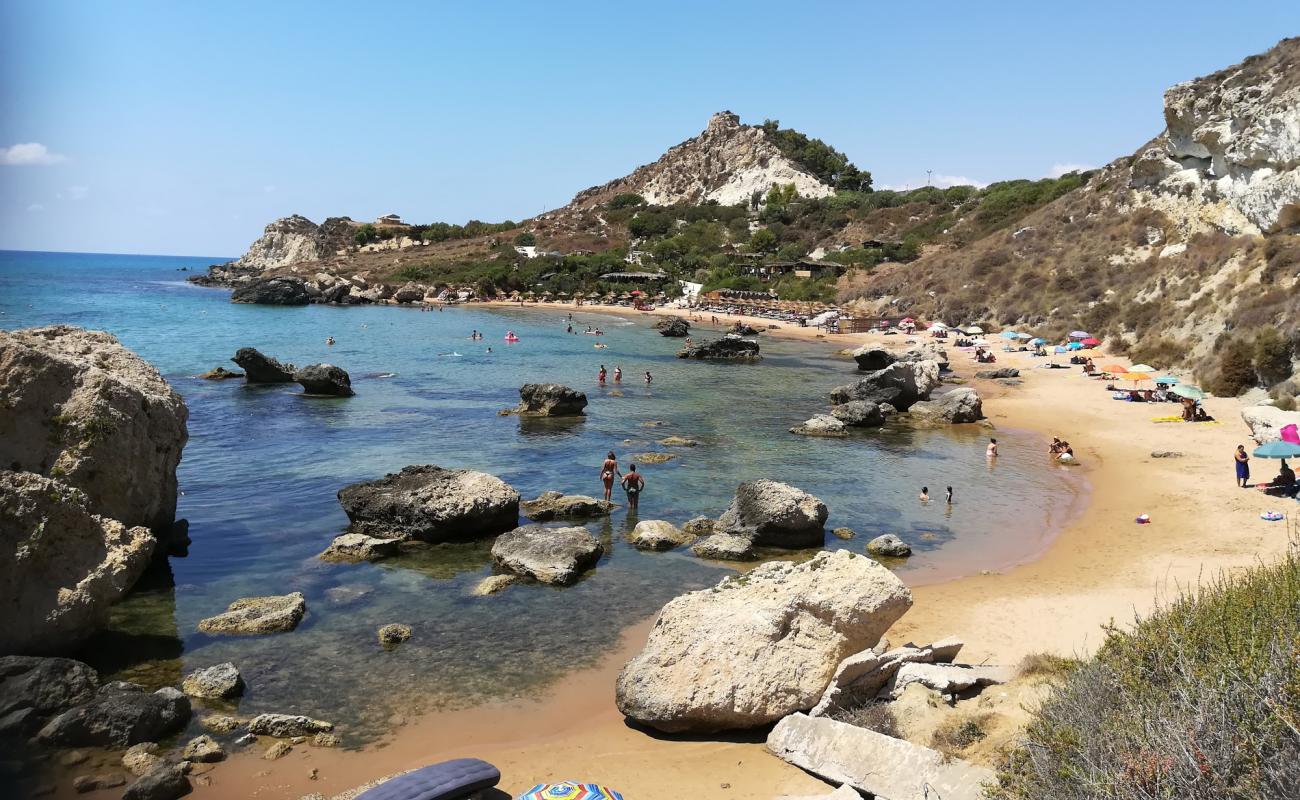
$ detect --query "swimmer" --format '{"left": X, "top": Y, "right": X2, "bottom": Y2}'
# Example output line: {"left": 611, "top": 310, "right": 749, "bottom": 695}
{"left": 644, "top": 370, "right": 653, "bottom": 384}
{"left": 919, "top": 486, "right": 930, "bottom": 502}
{"left": 326, "top": 336, "right": 335, "bottom": 346}
{"left": 986, "top": 438, "right": 998, "bottom": 458}
{"left": 945, "top": 486, "right": 953, "bottom": 504}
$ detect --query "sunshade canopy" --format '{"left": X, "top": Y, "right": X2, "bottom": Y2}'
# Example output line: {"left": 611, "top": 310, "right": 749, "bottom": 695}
{"left": 1253, "top": 440, "right": 1300, "bottom": 459}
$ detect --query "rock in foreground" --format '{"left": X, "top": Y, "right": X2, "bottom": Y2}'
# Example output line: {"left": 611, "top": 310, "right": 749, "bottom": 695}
{"left": 231, "top": 347, "right": 295, "bottom": 383}
{"left": 337, "top": 465, "right": 520, "bottom": 542}
{"left": 38, "top": 684, "right": 190, "bottom": 747}
{"left": 180, "top": 663, "right": 244, "bottom": 699}
{"left": 767, "top": 713, "right": 993, "bottom": 800}
{"left": 616, "top": 550, "right": 912, "bottom": 732}
{"left": 655, "top": 317, "right": 690, "bottom": 337}
{"left": 1, "top": 471, "right": 156, "bottom": 654}
{"left": 514, "top": 383, "right": 588, "bottom": 416}
{"left": 677, "top": 336, "right": 760, "bottom": 360}
{"left": 628, "top": 520, "right": 694, "bottom": 551}
{"left": 520, "top": 491, "right": 614, "bottom": 521}
{"left": 491, "top": 525, "right": 603, "bottom": 585}
{"left": 197, "top": 593, "right": 306, "bottom": 635}
{"left": 714, "top": 479, "right": 828, "bottom": 550}
{"left": 294, "top": 363, "right": 353, "bottom": 396}
{"left": 230, "top": 276, "right": 311, "bottom": 305}
{"left": 866, "top": 533, "right": 912, "bottom": 558}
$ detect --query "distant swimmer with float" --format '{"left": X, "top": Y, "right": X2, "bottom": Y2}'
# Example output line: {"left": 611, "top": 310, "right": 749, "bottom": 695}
{"left": 505, "top": 330, "right": 520, "bottom": 343}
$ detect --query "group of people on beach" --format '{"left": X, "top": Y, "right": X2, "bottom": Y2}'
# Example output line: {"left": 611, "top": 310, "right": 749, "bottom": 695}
{"left": 600, "top": 451, "right": 645, "bottom": 510}
{"left": 1049, "top": 438, "right": 1076, "bottom": 462}
{"left": 1235, "top": 445, "right": 1297, "bottom": 496}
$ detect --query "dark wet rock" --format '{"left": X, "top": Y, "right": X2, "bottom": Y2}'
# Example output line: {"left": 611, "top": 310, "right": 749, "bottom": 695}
{"left": 230, "top": 276, "right": 310, "bottom": 305}
{"left": 830, "top": 360, "right": 941, "bottom": 411}
{"left": 690, "top": 533, "right": 757, "bottom": 561}
{"left": 122, "top": 763, "right": 190, "bottom": 800}
{"left": 729, "top": 323, "right": 760, "bottom": 336}
{"left": 866, "top": 534, "right": 912, "bottom": 557}
{"left": 0, "top": 656, "right": 100, "bottom": 724}
{"left": 196, "top": 593, "right": 306, "bottom": 635}
{"left": 906, "top": 387, "right": 984, "bottom": 425}
{"left": 976, "top": 367, "right": 1020, "bottom": 379}
{"left": 677, "top": 336, "right": 760, "bottom": 360}
{"left": 197, "top": 367, "right": 243, "bottom": 380}
{"left": 851, "top": 346, "right": 896, "bottom": 371}
{"left": 293, "top": 364, "right": 353, "bottom": 397}
{"left": 831, "top": 400, "right": 886, "bottom": 427}
{"left": 714, "top": 480, "right": 828, "bottom": 550}
{"left": 0, "top": 473, "right": 155, "bottom": 654}
{"left": 682, "top": 516, "right": 715, "bottom": 536}
{"left": 182, "top": 734, "right": 224, "bottom": 763}
{"left": 491, "top": 525, "right": 603, "bottom": 585}
{"left": 180, "top": 663, "right": 244, "bottom": 700}
{"left": 520, "top": 491, "right": 614, "bottom": 521}
{"left": 790, "top": 415, "right": 848, "bottom": 437}
{"left": 318, "top": 533, "right": 401, "bottom": 563}
{"left": 514, "top": 383, "right": 587, "bottom": 416}
{"left": 338, "top": 465, "right": 520, "bottom": 542}
{"left": 655, "top": 317, "right": 690, "bottom": 337}
{"left": 231, "top": 347, "right": 295, "bottom": 383}
{"left": 37, "top": 684, "right": 190, "bottom": 747}
{"left": 629, "top": 520, "right": 695, "bottom": 551}
{"left": 247, "top": 713, "right": 334, "bottom": 738}
{"left": 73, "top": 774, "right": 126, "bottom": 792}
{"left": 377, "top": 624, "right": 412, "bottom": 645}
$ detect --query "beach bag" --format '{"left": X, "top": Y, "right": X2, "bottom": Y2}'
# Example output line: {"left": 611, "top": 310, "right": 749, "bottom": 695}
{"left": 1281, "top": 423, "right": 1300, "bottom": 445}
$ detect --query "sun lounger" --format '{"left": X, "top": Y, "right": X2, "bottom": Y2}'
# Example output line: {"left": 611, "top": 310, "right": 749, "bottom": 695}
{"left": 355, "top": 758, "right": 501, "bottom": 800}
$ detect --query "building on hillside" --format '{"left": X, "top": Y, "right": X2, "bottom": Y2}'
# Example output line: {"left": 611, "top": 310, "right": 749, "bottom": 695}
{"left": 739, "top": 260, "right": 843, "bottom": 281}
{"left": 598, "top": 271, "right": 668, "bottom": 283}
{"left": 375, "top": 213, "right": 404, "bottom": 226}
{"left": 515, "top": 245, "right": 539, "bottom": 259}
{"left": 625, "top": 250, "right": 649, "bottom": 266}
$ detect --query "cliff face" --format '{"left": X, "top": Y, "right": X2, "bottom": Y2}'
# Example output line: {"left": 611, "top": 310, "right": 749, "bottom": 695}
{"left": 569, "top": 111, "right": 835, "bottom": 209}
{"left": 236, "top": 215, "right": 357, "bottom": 270}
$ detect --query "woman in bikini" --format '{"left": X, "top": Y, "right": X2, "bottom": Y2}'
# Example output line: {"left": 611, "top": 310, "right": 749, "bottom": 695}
{"left": 600, "top": 451, "right": 621, "bottom": 502}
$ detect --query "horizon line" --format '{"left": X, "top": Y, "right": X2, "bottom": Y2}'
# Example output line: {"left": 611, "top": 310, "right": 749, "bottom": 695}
{"left": 0, "top": 247, "right": 236, "bottom": 262}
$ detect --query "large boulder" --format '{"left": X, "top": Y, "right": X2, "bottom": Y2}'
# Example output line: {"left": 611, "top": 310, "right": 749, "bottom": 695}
{"left": 294, "top": 363, "right": 353, "bottom": 396}
{"left": 231, "top": 348, "right": 295, "bottom": 383}
{"left": 520, "top": 491, "right": 614, "bottom": 521}
{"left": 229, "top": 276, "right": 311, "bottom": 305}
{"left": 196, "top": 593, "right": 306, "bottom": 635}
{"left": 898, "top": 342, "right": 950, "bottom": 371}
{"left": 866, "top": 533, "right": 912, "bottom": 557}
{"left": 851, "top": 346, "right": 895, "bottom": 371}
{"left": 37, "top": 683, "right": 190, "bottom": 747}
{"left": 790, "top": 415, "right": 848, "bottom": 437}
{"left": 830, "top": 360, "right": 941, "bottom": 411}
{"left": 830, "top": 400, "right": 885, "bottom": 427}
{"left": 615, "top": 551, "right": 912, "bottom": 732}
{"left": 392, "top": 282, "right": 426, "bottom": 303}
{"left": 655, "top": 317, "right": 690, "bottom": 337}
{"left": 677, "top": 336, "right": 761, "bottom": 360}
{"left": 767, "top": 713, "right": 993, "bottom": 800}
{"left": 906, "top": 387, "right": 984, "bottom": 425}
{"left": 514, "top": 384, "right": 588, "bottom": 416}
{"left": 1, "top": 472, "right": 156, "bottom": 654}
{"left": 1241, "top": 405, "right": 1300, "bottom": 444}
{"left": 0, "top": 326, "right": 188, "bottom": 536}
{"left": 0, "top": 656, "right": 100, "bottom": 733}
{"left": 628, "top": 520, "right": 695, "bottom": 551}
{"left": 490, "top": 525, "right": 603, "bottom": 585}
{"left": 714, "top": 479, "right": 828, "bottom": 550}
{"left": 337, "top": 465, "right": 521, "bottom": 542}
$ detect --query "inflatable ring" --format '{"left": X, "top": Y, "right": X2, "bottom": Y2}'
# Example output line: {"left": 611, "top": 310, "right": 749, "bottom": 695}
{"left": 1260, "top": 511, "right": 1284, "bottom": 522}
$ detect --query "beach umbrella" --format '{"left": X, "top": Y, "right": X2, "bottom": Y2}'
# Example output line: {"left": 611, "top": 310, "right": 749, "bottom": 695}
{"left": 1030, "top": 337, "right": 1048, "bottom": 346}
{"left": 1100, "top": 364, "right": 1128, "bottom": 374}
{"left": 1000, "top": 331, "right": 1021, "bottom": 339}
{"left": 1081, "top": 337, "right": 1101, "bottom": 346}
{"left": 1016, "top": 332, "right": 1034, "bottom": 340}
{"left": 1122, "top": 373, "right": 1154, "bottom": 383}
{"left": 1069, "top": 330, "right": 1090, "bottom": 339}
{"left": 932, "top": 321, "right": 949, "bottom": 329}
{"left": 964, "top": 326, "right": 984, "bottom": 334}
{"left": 1153, "top": 375, "right": 1179, "bottom": 384}
{"left": 1067, "top": 342, "right": 1084, "bottom": 351}
{"left": 1053, "top": 346, "right": 1069, "bottom": 354}
{"left": 518, "top": 782, "right": 625, "bottom": 800}
{"left": 927, "top": 324, "right": 946, "bottom": 333}
{"left": 1252, "top": 440, "right": 1300, "bottom": 459}
{"left": 1129, "top": 364, "right": 1157, "bottom": 373}
{"left": 1171, "top": 384, "right": 1205, "bottom": 400}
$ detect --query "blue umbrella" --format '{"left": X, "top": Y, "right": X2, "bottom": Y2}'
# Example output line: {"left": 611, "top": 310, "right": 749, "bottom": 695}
{"left": 1253, "top": 440, "right": 1300, "bottom": 459}
{"left": 1053, "top": 346, "right": 1068, "bottom": 354}
{"left": 1030, "top": 337, "right": 1047, "bottom": 346}
{"left": 1153, "top": 375, "right": 1179, "bottom": 384}
{"left": 1000, "top": 331, "right": 1021, "bottom": 339}
{"left": 1067, "top": 342, "right": 1084, "bottom": 351}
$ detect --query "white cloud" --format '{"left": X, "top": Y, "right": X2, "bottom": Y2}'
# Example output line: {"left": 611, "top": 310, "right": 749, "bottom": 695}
{"left": 66, "top": 185, "right": 89, "bottom": 200}
{"left": 1, "top": 143, "right": 67, "bottom": 166}
{"left": 879, "top": 174, "right": 987, "bottom": 191}
{"left": 27, "top": 203, "right": 44, "bottom": 212}
{"left": 1047, "top": 163, "right": 1093, "bottom": 178}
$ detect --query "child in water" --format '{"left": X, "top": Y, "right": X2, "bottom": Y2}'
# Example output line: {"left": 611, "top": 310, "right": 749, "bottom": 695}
{"left": 986, "top": 438, "right": 998, "bottom": 458}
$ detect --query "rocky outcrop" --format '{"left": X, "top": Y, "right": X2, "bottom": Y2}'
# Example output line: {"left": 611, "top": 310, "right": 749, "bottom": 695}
{"left": 655, "top": 317, "right": 690, "bottom": 337}
{"left": 0, "top": 326, "right": 188, "bottom": 537}
{"left": 851, "top": 346, "right": 895, "bottom": 371}
{"left": 767, "top": 713, "right": 994, "bottom": 800}
{"left": 677, "top": 336, "right": 760, "bottom": 360}
{"left": 830, "top": 400, "right": 886, "bottom": 427}
{"left": 976, "top": 367, "right": 1020, "bottom": 379}
{"left": 713, "top": 479, "right": 828, "bottom": 550}
{"left": 37, "top": 683, "right": 190, "bottom": 747}
{"left": 810, "top": 638, "right": 964, "bottom": 717}
{"left": 230, "top": 276, "right": 312, "bottom": 305}
{"left": 337, "top": 465, "right": 521, "bottom": 542}
{"left": 180, "top": 663, "right": 244, "bottom": 699}
{"left": 246, "top": 713, "right": 333, "bottom": 737}
{"left": 294, "top": 363, "right": 354, "bottom": 396}
{"left": 196, "top": 593, "right": 306, "bottom": 635}
{"left": 392, "top": 282, "right": 426, "bottom": 303}
{"left": 1241, "top": 405, "right": 1300, "bottom": 443}
{"left": 790, "top": 415, "right": 848, "bottom": 437}
{"left": 520, "top": 491, "right": 614, "bottom": 521}
{"left": 1, "top": 472, "right": 156, "bottom": 654}
{"left": 235, "top": 215, "right": 331, "bottom": 270}
{"left": 232, "top": 348, "right": 296, "bottom": 383}
{"left": 866, "top": 533, "right": 912, "bottom": 557}
{"left": 513, "top": 383, "right": 588, "bottom": 416}
{"left": 615, "top": 551, "right": 912, "bottom": 732}
{"left": 830, "top": 359, "right": 941, "bottom": 411}
{"left": 628, "top": 520, "right": 695, "bottom": 551}
{"left": 319, "top": 532, "right": 401, "bottom": 563}
{"left": 491, "top": 525, "right": 603, "bottom": 585}
{"left": 906, "top": 387, "right": 984, "bottom": 425}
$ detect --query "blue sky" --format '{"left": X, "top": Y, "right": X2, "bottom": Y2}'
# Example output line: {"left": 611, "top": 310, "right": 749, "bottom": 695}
{"left": 1, "top": 1, "right": 1295, "bottom": 257}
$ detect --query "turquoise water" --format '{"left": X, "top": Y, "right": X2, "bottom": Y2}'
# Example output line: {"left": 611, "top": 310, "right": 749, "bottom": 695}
{"left": 0, "top": 250, "right": 1084, "bottom": 744}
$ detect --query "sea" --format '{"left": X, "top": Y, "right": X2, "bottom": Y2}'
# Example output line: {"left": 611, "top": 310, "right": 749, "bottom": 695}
{"left": 0, "top": 249, "right": 1085, "bottom": 744}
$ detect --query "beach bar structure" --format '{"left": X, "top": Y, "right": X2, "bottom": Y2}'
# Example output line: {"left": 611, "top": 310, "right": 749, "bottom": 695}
{"left": 831, "top": 317, "right": 876, "bottom": 333}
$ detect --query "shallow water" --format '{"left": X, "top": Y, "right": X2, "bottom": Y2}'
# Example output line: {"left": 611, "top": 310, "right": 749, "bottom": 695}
{"left": 1, "top": 250, "right": 1084, "bottom": 745}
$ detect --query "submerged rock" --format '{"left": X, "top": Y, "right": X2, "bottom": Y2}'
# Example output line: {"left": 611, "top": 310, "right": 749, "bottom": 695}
{"left": 491, "top": 525, "right": 603, "bottom": 585}
{"left": 790, "top": 415, "right": 848, "bottom": 437}
{"left": 677, "top": 336, "right": 760, "bottom": 360}
{"left": 658, "top": 435, "right": 699, "bottom": 447}
{"left": 471, "top": 575, "right": 519, "bottom": 596}
{"left": 513, "top": 383, "right": 588, "bottom": 416}
{"left": 655, "top": 317, "right": 690, "bottom": 337}
{"left": 197, "top": 593, "right": 306, "bottom": 635}
{"left": 0, "top": 472, "right": 156, "bottom": 654}
{"left": 520, "top": 491, "right": 614, "bottom": 521}
{"left": 337, "top": 465, "right": 521, "bottom": 542}
{"left": 230, "top": 276, "right": 311, "bottom": 305}
{"left": 714, "top": 479, "right": 828, "bottom": 550}
{"left": 318, "top": 533, "right": 401, "bottom": 563}
{"left": 197, "top": 366, "right": 243, "bottom": 380}
{"left": 37, "top": 684, "right": 190, "bottom": 747}
{"left": 294, "top": 364, "right": 353, "bottom": 397}
{"left": 231, "top": 347, "right": 295, "bottom": 383}
{"left": 377, "top": 624, "right": 412, "bottom": 645}
{"left": 615, "top": 551, "right": 913, "bottom": 732}
{"left": 628, "top": 520, "right": 695, "bottom": 551}
{"left": 180, "top": 663, "right": 244, "bottom": 700}
{"left": 866, "top": 533, "right": 912, "bottom": 558}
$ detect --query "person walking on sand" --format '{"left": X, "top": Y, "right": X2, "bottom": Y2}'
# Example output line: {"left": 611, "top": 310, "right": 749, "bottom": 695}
{"left": 600, "top": 451, "right": 621, "bottom": 502}
{"left": 621, "top": 464, "right": 645, "bottom": 511}
{"left": 986, "top": 438, "right": 998, "bottom": 458}
{"left": 598, "top": 365, "right": 607, "bottom": 384}
{"left": 1235, "top": 444, "right": 1251, "bottom": 488}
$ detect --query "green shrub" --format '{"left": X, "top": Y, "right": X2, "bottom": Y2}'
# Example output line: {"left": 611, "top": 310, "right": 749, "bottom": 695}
{"left": 513, "top": 232, "right": 536, "bottom": 247}
{"left": 1254, "top": 328, "right": 1295, "bottom": 387}
{"left": 989, "top": 551, "right": 1300, "bottom": 800}
{"left": 607, "top": 193, "right": 645, "bottom": 209}
{"left": 353, "top": 224, "right": 378, "bottom": 246}
{"left": 1206, "top": 337, "right": 1257, "bottom": 396}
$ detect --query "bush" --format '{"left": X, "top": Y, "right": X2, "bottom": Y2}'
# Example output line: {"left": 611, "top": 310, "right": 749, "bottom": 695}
{"left": 513, "top": 232, "right": 536, "bottom": 247}
{"left": 1253, "top": 328, "right": 1295, "bottom": 387}
{"left": 608, "top": 193, "right": 645, "bottom": 210}
{"left": 988, "top": 551, "right": 1300, "bottom": 800}
{"left": 353, "top": 224, "right": 378, "bottom": 246}
{"left": 1206, "top": 337, "right": 1256, "bottom": 396}
{"left": 830, "top": 701, "right": 900, "bottom": 738}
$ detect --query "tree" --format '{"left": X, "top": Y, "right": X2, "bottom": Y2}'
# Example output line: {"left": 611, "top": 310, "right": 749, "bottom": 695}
{"left": 1254, "top": 328, "right": 1295, "bottom": 386}
{"left": 608, "top": 193, "right": 645, "bottom": 210}
{"left": 765, "top": 183, "right": 798, "bottom": 211}
{"left": 353, "top": 224, "right": 377, "bottom": 246}
{"left": 750, "top": 228, "right": 778, "bottom": 253}
{"left": 1208, "top": 337, "right": 1258, "bottom": 396}
{"left": 514, "top": 232, "right": 536, "bottom": 247}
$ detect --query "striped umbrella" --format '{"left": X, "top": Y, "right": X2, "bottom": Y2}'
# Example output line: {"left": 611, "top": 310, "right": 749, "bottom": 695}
{"left": 518, "top": 783, "right": 625, "bottom": 800}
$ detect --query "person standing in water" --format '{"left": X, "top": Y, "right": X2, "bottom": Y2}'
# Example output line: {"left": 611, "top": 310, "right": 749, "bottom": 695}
{"left": 600, "top": 451, "right": 621, "bottom": 502}
{"left": 598, "top": 365, "right": 607, "bottom": 384}
{"left": 986, "top": 438, "right": 998, "bottom": 458}
{"left": 945, "top": 486, "right": 953, "bottom": 504}
{"left": 1235, "top": 444, "right": 1251, "bottom": 488}
{"left": 613, "top": 366, "right": 622, "bottom": 382}
{"left": 919, "top": 486, "right": 930, "bottom": 502}
{"left": 621, "top": 464, "right": 644, "bottom": 510}
{"left": 644, "top": 370, "right": 653, "bottom": 384}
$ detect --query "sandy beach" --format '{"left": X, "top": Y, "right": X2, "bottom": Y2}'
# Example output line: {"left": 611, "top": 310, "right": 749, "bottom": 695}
{"left": 119, "top": 300, "right": 1291, "bottom": 800}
